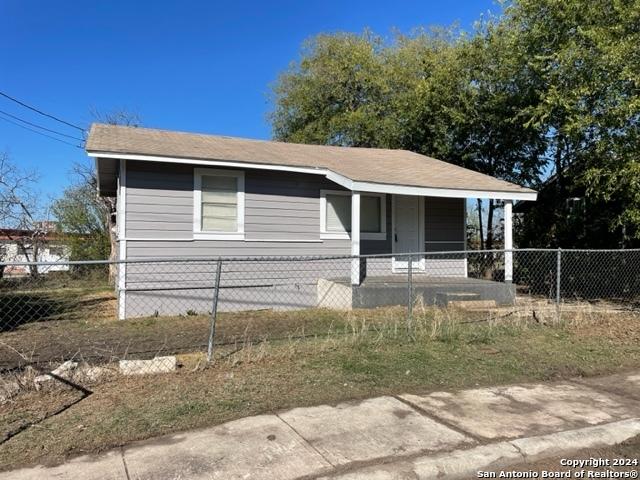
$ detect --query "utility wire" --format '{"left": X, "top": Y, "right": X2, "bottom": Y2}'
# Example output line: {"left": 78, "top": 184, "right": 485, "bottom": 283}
{"left": 0, "top": 109, "right": 85, "bottom": 141}
{"left": 0, "top": 91, "right": 86, "bottom": 132}
{"left": 0, "top": 113, "right": 83, "bottom": 149}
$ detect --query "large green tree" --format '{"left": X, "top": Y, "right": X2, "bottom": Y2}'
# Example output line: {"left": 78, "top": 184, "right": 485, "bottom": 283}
{"left": 271, "top": 25, "right": 546, "bottom": 249}
{"left": 51, "top": 168, "right": 111, "bottom": 262}
{"left": 503, "top": 0, "right": 640, "bottom": 245}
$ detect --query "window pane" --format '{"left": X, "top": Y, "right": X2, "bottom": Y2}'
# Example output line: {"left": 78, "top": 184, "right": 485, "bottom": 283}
{"left": 202, "top": 176, "right": 237, "bottom": 203}
{"left": 202, "top": 175, "right": 237, "bottom": 193}
{"left": 200, "top": 174, "right": 239, "bottom": 232}
{"left": 326, "top": 194, "right": 351, "bottom": 232}
{"left": 202, "top": 203, "right": 237, "bottom": 231}
{"left": 361, "top": 196, "right": 381, "bottom": 233}
{"left": 202, "top": 189, "right": 237, "bottom": 203}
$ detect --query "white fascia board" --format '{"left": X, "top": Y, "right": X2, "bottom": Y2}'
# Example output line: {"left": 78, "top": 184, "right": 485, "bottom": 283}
{"left": 350, "top": 181, "right": 538, "bottom": 202}
{"left": 88, "top": 151, "right": 537, "bottom": 201}
{"left": 324, "top": 170, "right": 354, "bottom": 190}
{"left": 88, "top": 151, "right": 327, "bottom": 176}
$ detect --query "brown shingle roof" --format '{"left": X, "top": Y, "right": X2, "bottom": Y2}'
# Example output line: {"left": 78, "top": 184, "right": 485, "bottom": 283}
{"left": 86, "top": 124, "right": 536, "bottom": 197}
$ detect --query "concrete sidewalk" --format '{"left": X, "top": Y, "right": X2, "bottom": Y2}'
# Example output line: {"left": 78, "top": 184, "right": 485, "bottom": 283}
{"left": 3, "top": 371, "right": 640, "bottom": 480}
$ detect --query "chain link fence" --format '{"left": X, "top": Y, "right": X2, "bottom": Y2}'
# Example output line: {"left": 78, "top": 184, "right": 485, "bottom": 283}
{"left": 1, "top": 249, "right": 639, "bottom": 382}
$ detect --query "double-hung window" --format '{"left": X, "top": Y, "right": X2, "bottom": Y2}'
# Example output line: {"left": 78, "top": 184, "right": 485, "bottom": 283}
{"left": 194, "top": 168, "right": 245, "bottom": 240}
{"left": 320, "top": 190, "right": 386, "bottom": 240}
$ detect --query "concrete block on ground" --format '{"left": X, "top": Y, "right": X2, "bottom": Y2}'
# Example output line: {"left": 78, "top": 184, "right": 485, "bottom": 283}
{"left": 0, "top": 450, "right": 127, "bottom": 480}
{"left": 317, "top": 278, "right": 352, "bottom": 310}
{"left": 401, "top": 381, "right": 639, "bottom": 440}
{"left": 278, "top": 396, "right": 473, "bottom": 466}
{"left": 122, "top": 414, "right": 331, "bottom": 480}
{"left": 34, "top": 360, "right": 78, "bottom": 387}
{"left": 119, "top": 356, "right": 176, "bottom": 375}
{"left": 81, "top": 366, "right": 115, "bottom": 383}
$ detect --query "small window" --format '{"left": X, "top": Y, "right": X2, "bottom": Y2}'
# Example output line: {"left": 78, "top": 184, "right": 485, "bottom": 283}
{"left": 201, "top": 175, "right": 238, "bottom": 232}
{"left": 194, "top": 168, "right": 245, "bottom": 240}
{"left": 362, "top": 195, "right": 381, "bottom": 233}
{"left": 361, "top": 193, "right": 386, "bottom": 240}
{"left": 320, "top": 191, "right": 386, "bottom": 240}
{"left": 326, "top": 194, "right": 352, "bottom": 232}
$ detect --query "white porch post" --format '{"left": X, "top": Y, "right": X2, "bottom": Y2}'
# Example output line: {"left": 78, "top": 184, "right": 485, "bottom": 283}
{"left": 351, "top": 191, "right": 361, "bottom": 285}
{"left": 504, "top": 199, "right": 513, "bottom": 282}
{"left": 117, "top": 159, "right": 127, "bottom": 320}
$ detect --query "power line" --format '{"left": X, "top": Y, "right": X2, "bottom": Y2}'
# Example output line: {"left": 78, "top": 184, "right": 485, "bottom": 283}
{"left": 0, "top": 91, "right": 86, "bottom": 132}
{"left": 0, "top": 113, "right": 83, "bottom": 149}
{"left": 0, "top": 109, "right": 85, "bottom": 141}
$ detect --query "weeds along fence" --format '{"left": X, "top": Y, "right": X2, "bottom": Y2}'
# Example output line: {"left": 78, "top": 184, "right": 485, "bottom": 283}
{"left": 1, "top": 248, "right": 640, "bottom": 375}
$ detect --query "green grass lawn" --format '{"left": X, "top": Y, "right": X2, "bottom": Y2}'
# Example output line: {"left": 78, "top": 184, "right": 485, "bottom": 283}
{"left": 2, "top": 309, "right": 640, "bottom": 471}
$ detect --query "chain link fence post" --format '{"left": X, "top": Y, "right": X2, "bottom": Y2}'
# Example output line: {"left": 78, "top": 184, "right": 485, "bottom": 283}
{"left": 555, "top": 248, "right": 562, "bottom": 320}
{"left": 207, "top": 258, "right": 223, "bottom": 362}
{"left": 407, "top": 254, "right": 413, "bottom": 334}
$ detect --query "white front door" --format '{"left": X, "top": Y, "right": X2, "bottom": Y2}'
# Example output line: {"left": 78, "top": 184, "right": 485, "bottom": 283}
{"left": 393, "top": 195, "right": 424, "bottom": 270}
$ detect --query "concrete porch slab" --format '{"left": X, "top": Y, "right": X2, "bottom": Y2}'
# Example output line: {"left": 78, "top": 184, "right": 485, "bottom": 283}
{"left": 400, "top": 382, "right": 639, "bottom": 441}
{"left": 122, "top": 414, "right": 331, "bottom": 480}
{"left": 277, "top": 396, "right": 473, "bottom": 466}
{"left": 319, "top": 275, "right": 516, "bottom": 310}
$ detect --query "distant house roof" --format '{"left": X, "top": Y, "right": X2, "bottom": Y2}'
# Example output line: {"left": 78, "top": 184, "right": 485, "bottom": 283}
{"left": 0, "top": 228, "right": 62, "bottom": 242}
{"left": 86, "top": 123, "right": 537, "bottom": 201}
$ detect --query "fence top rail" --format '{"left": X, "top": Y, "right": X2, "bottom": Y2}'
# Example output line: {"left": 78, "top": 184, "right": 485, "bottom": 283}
{"left": 2, "top": 248, "right": 640, "bottom": 268}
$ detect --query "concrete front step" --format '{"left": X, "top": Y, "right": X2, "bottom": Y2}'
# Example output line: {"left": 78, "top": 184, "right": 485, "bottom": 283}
{"left": 448, "top": 299, "right": 498, "bottom": 309}
{"left": 435, "top": 292, "right": 497, "bottom": 309}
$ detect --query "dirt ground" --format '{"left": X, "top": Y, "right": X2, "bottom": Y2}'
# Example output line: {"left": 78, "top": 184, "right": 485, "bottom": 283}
{"left": 0, "top": 286, "right": 480, "bottom": 369}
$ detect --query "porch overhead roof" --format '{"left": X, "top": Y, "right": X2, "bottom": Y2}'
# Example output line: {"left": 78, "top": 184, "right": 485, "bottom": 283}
{"left": 86, "top": 124, "right": 537, "bottom": 201}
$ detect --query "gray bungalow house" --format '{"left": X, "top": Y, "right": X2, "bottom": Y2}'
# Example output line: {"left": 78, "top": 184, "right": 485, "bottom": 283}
{"left": 86, "top": 124, "right": 536, "bottom": 319}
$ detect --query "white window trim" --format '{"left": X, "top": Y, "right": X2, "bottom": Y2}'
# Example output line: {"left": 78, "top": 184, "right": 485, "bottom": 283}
{"left": 193, "top": 167, "right": 245, "bottom": 240}
{"left": 320, "top": 190, "right": 386, "bottom": 241}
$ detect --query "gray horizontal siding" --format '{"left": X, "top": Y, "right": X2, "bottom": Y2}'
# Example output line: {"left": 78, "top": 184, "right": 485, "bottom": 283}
{"left": 118, "top": 160, "right": 473, "bottom": 317}
{"left": 126, "top": 239, "right": 351, "bottom": 257}
{"left": 124, "top": 160, "right": 346, "bottom": 243}
{"left": 123, "top": 258, "right": 353, "bottom": 317}
{"left": 125, "top": 162, "right": 194, "bottom": 239}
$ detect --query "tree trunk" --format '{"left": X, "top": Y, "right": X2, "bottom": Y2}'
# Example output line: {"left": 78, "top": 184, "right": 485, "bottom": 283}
{"left": 555, "top": 134, "right": 566, "bottom": 198}
{"left": 484, "top": 200, "right": 496, "bottom": 280}
{"left": 486, "top": 199, "right": 495, "bottom": 250}
{"left": 104, "top": 197, "right": 118, "bottom": 286}
{"left": 476, "top": 199, "right": 485, "bottom": 250}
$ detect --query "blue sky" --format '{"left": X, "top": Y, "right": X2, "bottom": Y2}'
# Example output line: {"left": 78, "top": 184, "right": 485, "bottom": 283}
{"left": 0, "top": 0, "right": 498, "bottom": 199}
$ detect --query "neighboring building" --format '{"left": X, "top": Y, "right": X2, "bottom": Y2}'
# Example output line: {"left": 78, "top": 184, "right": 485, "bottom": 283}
{"left": 0, "top": 228, "right": 70, "bottom": 276}
{"left": 85, "top": 124, "right": 537, "bottom": 318}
